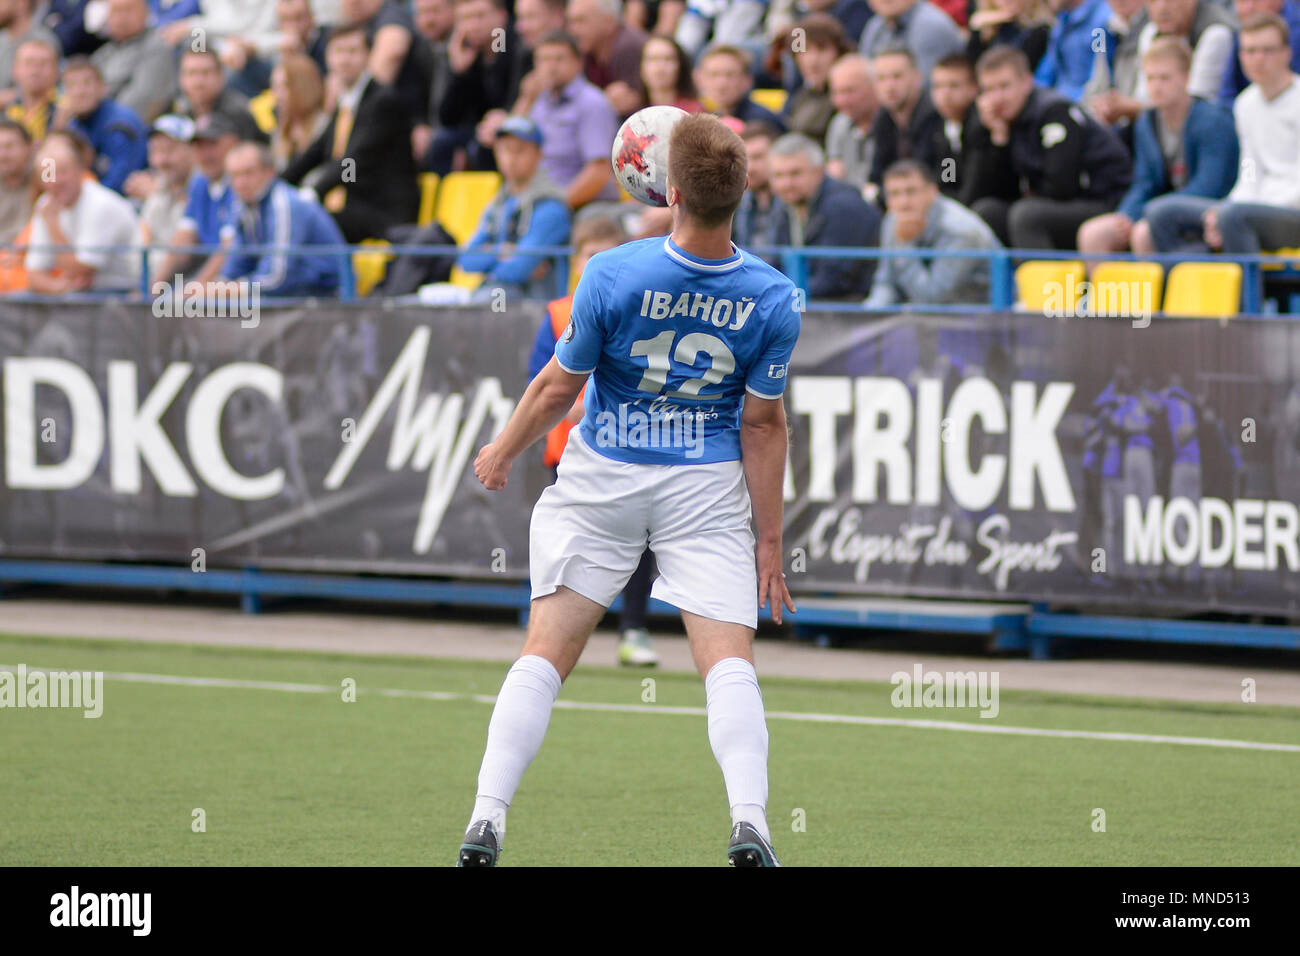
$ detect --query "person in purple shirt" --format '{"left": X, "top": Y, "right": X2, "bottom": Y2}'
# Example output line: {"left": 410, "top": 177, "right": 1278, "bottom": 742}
{"left": 523, "top": 30, "right": 621, "bottom": 210}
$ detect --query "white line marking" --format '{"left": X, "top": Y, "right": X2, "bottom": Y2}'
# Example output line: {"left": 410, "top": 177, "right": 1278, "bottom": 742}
{"left": 4, "top": 665, "right": 1298, "bottom": 753}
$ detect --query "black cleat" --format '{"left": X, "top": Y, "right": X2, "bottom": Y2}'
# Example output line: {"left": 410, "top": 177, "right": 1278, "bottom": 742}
{"left": 728, "top": 821, "right": 781, "bottom": 867}
{"left": 457, "top": 819, "right": 500, "bottom": 867}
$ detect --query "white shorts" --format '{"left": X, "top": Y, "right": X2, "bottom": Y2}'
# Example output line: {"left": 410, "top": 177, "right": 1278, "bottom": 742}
{"left": 530, "top": 429, "right": 759, "bottom": 628}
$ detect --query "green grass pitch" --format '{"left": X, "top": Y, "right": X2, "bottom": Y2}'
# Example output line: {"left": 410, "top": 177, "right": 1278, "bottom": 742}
{"left": 2, "top": 633, "right": 1298, "bottom": 866}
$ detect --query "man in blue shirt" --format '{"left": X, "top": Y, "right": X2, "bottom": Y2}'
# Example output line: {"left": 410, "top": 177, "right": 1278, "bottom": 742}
{"left": 457, "top": 115, "right": 571, "bottom": 301}
{"left": 151, "top": 112, "right": 241, "bottom": 289}
{"left": 459, "top": 113, "right": 798, "bottom": 868}
{"left": 61, "top": 56, "right": 148, "bottom": 194}
{"left": 211, "top": 142, "right": 348, "bottom": 297}
{"left": 1036, "top": 0, "right": 1115, "bottom": 101}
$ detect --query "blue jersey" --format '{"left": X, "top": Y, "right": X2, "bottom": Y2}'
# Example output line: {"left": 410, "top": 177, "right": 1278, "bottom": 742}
{"left": 179, "top": 174, "right": 238, "bottom": 249}
{"left": 554, "top": 235, "right": 800, "bottom": 465}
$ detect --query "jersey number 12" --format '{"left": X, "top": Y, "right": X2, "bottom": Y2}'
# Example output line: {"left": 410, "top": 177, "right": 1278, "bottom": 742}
{"left": 630, "top": 330, "right": 735, "bottom": 399}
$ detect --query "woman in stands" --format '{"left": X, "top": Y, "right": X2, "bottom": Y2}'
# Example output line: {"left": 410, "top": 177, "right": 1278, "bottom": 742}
{"left": 633, "top": 35, "right": 704, "bottom": 115}
{"left": 270, "top": 53, "right": 328, "bottom": 172}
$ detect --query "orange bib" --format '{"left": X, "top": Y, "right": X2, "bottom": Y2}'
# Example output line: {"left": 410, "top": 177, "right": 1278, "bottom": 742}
{"left": 543, "top": 294, "right": 585, "bottom": 467}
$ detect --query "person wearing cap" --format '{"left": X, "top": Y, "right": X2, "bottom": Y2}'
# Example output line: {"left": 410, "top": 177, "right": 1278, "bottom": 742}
{"left": 58, "top": 56, "right": 148, "bottom": 195}
{"left": 457, "top": 114, "right": 571, "bottom": 300}
{"left": 151, "top": 111, "right": 241, "bottom": 288}
{"left": 132, "top": 114, "right": 197, "bottom": 282}
{"left": 207, "top": 141, "right": 349, "bottom": 297}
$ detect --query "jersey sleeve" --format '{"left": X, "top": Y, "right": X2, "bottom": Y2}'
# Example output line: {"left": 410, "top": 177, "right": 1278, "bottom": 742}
{"left": 745, "top": 285, "right": 801, "bottom": 399}
{"left": 553, "top": 256, "right": 608, "bottom": 375}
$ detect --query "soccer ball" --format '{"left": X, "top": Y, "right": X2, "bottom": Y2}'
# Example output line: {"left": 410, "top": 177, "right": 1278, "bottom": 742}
{"left": 611, "top": 105, "right": 688, "bottom": 207}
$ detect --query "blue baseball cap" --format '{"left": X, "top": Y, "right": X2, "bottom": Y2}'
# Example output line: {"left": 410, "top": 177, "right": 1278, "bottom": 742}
{"left": 496, "top": 116, "right": 544, "bottom": 147}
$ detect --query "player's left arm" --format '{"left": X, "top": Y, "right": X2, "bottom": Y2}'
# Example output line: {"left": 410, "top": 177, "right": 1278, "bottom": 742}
{"left": 474, "top": 355, "right": 588, "bottom": 490}
{"left": 740, "top": 293, "right": 801, "bottom": 624}
{"left": 741, "top": 392, "right": 797, "bottom": 625}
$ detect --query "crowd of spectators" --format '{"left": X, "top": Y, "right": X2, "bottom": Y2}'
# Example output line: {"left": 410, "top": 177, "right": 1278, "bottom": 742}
{"left": 0, "top": 0, "right": 1294, "bottom": 307}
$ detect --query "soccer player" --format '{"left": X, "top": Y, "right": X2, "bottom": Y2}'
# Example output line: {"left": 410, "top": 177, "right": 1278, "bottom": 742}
{"left": 458, "top": 112, "right": 800, "bottom": 867}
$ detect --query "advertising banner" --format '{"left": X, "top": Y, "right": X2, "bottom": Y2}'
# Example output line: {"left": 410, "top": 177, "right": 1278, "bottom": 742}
{"left": 2, "top": 302, "right": 1298, "bottom": 616}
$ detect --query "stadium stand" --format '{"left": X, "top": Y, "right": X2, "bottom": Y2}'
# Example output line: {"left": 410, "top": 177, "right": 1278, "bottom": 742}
{"left": 4, "top": 0, "right": 1300, "bottom": 654}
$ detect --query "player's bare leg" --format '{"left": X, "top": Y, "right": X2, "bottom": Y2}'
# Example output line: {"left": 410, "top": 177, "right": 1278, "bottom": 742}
{"left": 519, "top": 586, "right": 606, "bottom": 679}
{"left": 682, "top": 611, "right": 780, "bottom": 866}
{"left": 457, "top": 586, "right": 605, "bottom": 865}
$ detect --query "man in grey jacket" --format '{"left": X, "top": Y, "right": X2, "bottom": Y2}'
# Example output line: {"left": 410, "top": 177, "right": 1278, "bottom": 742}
{"left": 90, "top": 0, "right": 178, "bottom": 124}
{"left": 865, "top": 158, "right": 1001, "bottom": 308}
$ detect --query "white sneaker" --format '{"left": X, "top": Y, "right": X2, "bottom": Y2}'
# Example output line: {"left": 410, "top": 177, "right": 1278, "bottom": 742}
{"left": 617, "top": 628, "right": 659, "bottom": 667}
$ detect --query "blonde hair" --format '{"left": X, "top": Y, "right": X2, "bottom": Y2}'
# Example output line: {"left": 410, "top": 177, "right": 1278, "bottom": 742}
{"left": 1142, "top": 36, "right": 1193, "bottom": 73}
{"left": 274, "top": 53, "right": 325, "bottom": 161}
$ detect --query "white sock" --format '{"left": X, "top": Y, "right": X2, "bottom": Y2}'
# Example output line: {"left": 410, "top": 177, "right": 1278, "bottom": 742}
{"left": 704, "top": 657, "right": 771, "bottom": 844}
{"left": 732, "top": 803, "right": 770, "bottom": 843}
{"left": 468, "top": 655, "right": 563, "bottom": 840}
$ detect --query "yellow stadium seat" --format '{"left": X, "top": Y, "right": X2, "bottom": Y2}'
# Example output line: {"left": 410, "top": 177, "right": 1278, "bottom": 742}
{"left": 1015, "top": 260, "right": 1085, "bottom": 312}
{"left": 352, "top": 239, "right": 393, "bottom": 297}
{"left": 751, "top": 88, "right": 787, "bottom": 114}
{"left": 435, "top": 171, "right": 502, "bottom": 245}
{"left": 1262, "top": 247, "right": 1300, "bottom": 271}
{"left": 417, "top": 172, "right": 440, "bottom": 227}
{"left": 449, "top": 265, "right": 482, "bottom": 290}
{"left": 1163, "top": 262, "right": 1242, "bottom": 317}
{"left": 1091, "top": 260, "right": 1165, "bottom": 313}
{"left": 249, "top": 89, "right": 276, "bottom": 135}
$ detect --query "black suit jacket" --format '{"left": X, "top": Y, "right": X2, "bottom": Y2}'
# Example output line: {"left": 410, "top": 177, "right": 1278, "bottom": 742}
{"left": 284, "top": 77, "right": 419, "bottom": 223}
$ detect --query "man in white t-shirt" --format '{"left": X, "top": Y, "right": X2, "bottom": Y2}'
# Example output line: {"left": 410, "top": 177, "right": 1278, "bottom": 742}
{"left": 25, "top": 129, "right": 141, "bottom": 292}
{"left": 1145, "top": 12, "right": 1300, "bottom": 255}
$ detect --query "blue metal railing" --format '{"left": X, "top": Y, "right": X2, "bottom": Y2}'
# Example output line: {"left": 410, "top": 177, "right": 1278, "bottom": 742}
{"left": 4, "top": 240, "right": 1298, "bottom": 315}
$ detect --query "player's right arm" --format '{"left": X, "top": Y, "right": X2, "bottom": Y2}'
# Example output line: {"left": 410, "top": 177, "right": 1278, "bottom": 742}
{"left": 474, "top": 356, "right": 588, "bottom": 490}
